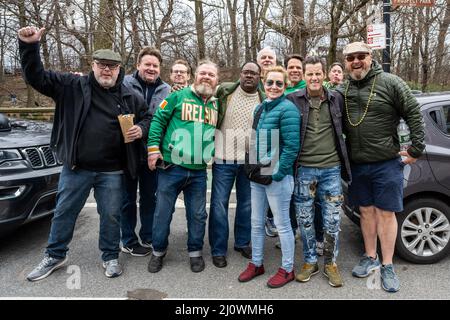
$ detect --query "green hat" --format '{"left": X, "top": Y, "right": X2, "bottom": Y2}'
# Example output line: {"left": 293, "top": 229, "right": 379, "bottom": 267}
{"left": 92, "top": 49, "right": 121, "bottom": 63}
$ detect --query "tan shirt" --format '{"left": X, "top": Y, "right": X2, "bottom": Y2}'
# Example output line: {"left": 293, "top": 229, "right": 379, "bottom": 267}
{"left": 214, "top": 86, "right": 261, "bottom": 161}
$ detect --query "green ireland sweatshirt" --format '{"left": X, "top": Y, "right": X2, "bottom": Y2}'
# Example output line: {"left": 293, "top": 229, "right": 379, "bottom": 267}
{"left": 147, "top": 86, "right": 218, "bottom": 170}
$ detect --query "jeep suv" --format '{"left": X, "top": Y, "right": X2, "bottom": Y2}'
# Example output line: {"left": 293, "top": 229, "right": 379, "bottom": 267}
{"left": 0, "top": 113, "right": 62, "bottom": 236}
{"left": 343, "top": 92, "right": 450, "bottom": 264}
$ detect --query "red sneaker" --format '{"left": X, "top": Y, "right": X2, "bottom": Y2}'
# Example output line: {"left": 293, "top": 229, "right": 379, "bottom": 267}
{"left": 267, "top": 268, "right": 295, "bottom": 288}
{"left": 238, "top": 262, "right": 265, "bottom": 282}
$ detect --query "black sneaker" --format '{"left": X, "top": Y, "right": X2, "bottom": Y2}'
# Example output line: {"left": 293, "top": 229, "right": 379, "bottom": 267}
{"left": 148, "top": 253, "right": 165, "bottom": 273}
{"left": 121, "top": 245, "right": 151, "bottom": 257}
{"left": 212, "top": 256, "right": 227, "bottom": 268}
{"left": 190, "top": 256, "right": 205, "bottom": 273}
{"left": 234, "top": 246, "right": 252, "bottom": 259}
{"left": 141, "top": 241, "right": 153, "bottom": 249}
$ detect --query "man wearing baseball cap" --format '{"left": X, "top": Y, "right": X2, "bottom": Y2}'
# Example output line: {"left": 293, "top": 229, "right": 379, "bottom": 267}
{"left": 340, "top": 41, "right": 425, "bottom": 292}
{"left": 18, "top": 26, "right": 151, "bottom": 281}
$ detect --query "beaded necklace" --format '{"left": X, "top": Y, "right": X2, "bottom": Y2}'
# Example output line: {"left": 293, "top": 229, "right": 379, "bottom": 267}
{"left": 344, "top": 75, "right": 377, "bottom": 127}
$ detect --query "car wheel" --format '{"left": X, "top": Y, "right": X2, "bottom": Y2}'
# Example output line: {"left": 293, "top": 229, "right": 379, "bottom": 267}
{"left": 396, "top": 198, "right": 450, "bottom": 264}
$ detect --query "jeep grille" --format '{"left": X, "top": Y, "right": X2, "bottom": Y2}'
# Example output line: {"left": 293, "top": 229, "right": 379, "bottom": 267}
{"left": 21, "top": 146, "right": 59, "bottom": 169}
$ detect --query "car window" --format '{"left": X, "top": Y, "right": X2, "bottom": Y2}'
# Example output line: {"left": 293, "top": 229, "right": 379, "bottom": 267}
{"left": 445, "top": 106, "right": 450, "bottom": 134}
{"left": 429, "top": 106, "right": 450, "bottom": 135}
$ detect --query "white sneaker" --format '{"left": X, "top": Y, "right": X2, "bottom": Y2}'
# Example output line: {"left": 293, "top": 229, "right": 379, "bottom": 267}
{"left": 102, "top": 259, "right": 123, "bottom": 278}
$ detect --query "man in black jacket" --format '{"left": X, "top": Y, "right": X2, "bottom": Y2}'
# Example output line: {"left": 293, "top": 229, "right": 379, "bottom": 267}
{"left": 18, "top": 26, "right": 150, "bottom": 281}
{"left": 287, "top": 56, "right": 351, "bottom": 288}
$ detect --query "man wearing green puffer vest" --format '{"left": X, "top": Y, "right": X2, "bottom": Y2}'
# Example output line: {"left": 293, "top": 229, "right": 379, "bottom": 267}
{"left": 340, "top": 42, "right": 425, "bottom": 293}
{"left": 146, "top": 60, "right": 219, "bottom": 274}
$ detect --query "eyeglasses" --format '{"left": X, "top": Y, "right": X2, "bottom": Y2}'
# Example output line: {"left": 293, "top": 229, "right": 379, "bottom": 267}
{"left": 345, "top": 54, "right": 368, "bottom": 62}
{"left": 94, "top": 61, "right": 120, "bottom": 70}
{"left": 265, "top": 80, "right": 284, "bottom": 88}
{"left": 172, "top": 70, "right": 187, "bottom": 74}
{"left": 241, "top": 70, "right": 259, "bottom": 77}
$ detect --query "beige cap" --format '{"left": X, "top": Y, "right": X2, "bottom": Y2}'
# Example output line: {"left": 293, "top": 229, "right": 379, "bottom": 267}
{"left": 343, "top": 42, "right": 372, "bottom": 56}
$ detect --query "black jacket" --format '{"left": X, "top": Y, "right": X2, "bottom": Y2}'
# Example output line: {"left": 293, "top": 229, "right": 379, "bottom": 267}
{"left": 286, "top": 88, "right": 351, "bottom": 182}
{"left": 19, "top": 40, "right": 151, "bottom": 179}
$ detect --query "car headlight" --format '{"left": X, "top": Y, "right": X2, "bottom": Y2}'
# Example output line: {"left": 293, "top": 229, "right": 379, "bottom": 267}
{"left": 0, "top": 149, "right": 23, "bottom": 164}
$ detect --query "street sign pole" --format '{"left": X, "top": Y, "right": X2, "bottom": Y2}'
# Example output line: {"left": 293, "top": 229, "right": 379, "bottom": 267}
{"left": 383, "top": 0, "right": 391, "bottom": 73}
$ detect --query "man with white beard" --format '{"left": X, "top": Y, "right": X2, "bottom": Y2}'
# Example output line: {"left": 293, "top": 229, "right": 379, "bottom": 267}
{"left": 146, "top": 60, "right": 220, "bottom": 273}
{"left": 341, "top": 42, "right": 425, "bottom": 293}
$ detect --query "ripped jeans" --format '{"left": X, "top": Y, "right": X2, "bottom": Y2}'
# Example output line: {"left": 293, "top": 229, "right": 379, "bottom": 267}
{"left": 293, "top": 165, "right": 343, "bottom": 264}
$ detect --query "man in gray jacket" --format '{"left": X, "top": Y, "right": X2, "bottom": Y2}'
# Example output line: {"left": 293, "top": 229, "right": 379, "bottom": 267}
{"left": 121, "top": 47, "right": 170, "bottom": 256}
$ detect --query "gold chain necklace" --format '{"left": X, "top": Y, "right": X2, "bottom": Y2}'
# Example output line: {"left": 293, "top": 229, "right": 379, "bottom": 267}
{"left": 344, "top": 75, "right": 377, "bottom": 127}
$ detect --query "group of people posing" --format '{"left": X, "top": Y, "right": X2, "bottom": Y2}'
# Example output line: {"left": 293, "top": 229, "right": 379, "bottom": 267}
{"left": 18, "top": 26, "right": 425, "bottom": 294}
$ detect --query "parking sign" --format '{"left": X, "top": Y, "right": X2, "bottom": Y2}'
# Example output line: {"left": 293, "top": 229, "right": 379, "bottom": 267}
{"left": 367, "top": 23, "right": 386, "bottom": 50}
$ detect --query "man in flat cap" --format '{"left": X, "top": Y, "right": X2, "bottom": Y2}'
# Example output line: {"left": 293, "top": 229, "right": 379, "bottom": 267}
{"left": 18, "top": 26, "right": 151, "bottom": 281}
{"left": 340, "top": 41, "right": 425, "bottom": 292}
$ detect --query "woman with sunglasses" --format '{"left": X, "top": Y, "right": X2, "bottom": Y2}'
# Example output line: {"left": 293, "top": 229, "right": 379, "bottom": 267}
{"left": 238, "top": 66, "right": 300, "bottom": 288}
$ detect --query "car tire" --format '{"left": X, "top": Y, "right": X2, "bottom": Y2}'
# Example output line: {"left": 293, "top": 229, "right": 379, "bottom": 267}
{"left": 396, "top": 197, "right": 450, "bottom": 264}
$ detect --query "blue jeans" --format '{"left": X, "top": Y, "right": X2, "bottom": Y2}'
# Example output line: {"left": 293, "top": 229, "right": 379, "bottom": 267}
{"left": 46, "top": 166, "right": 123, "bottom": 262}
{"left": 152, "top": 165, "right": 207, "bottom": 257}
{"left": 251, "top": 175, "right": 295, "bottom": 272}
{"left": 209, "top": 163, "right": 251, "bottom": 256}
{"left": 294, "top": 165, "right": 343, "bottom": 264}
{"left": 121, "top": 163, "right": 157, "bottom": 247}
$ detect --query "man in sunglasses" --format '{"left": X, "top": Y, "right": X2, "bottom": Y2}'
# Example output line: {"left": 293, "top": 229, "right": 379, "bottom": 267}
{"left": 341, "top": 41, "right": 425, "bottom": 293}
{"left": 18, "top": 26, "right": 151, "bottom": 281}
{"left": 287, "top": 56, "right": 351, "bottom": 288}
{"left": 121, "top": 47, "right": 170, "bottom": 258}
{"left": 209, "top": 62, "right": 265, "bottom": 268}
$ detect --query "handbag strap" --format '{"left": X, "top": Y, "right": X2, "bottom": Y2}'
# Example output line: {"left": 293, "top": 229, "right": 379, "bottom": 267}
{"left": 246, "top": 104, "right": 265, "bottom": 164}
{"left": 252, "top": 104, "right": 264, "bottom": 129}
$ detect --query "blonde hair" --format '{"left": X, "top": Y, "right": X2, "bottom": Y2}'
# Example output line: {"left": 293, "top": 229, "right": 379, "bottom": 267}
{"left": 264, "top": 66, "right": 289, "bottom": 85}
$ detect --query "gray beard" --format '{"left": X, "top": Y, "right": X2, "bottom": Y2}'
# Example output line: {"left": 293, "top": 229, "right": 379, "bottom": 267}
{"left": 194, "top": 83, "right": 214, "bottom": 97}
{"left": 96, "top": 77, "right": 115, "bottom": 88}
{"left": 350, "top": 68, "right": 370, "bottom": 80}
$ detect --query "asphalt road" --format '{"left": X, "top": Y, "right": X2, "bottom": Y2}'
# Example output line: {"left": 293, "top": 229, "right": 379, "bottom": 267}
{"left": 1, "top": 192, "right": 449, "bottom": 300}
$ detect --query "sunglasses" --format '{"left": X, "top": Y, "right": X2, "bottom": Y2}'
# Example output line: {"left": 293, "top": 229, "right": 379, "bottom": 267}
{"left": 265, "top": 79, "right": 284, "bottom": 88}
{"left": 94, "top": 61, "right": 120, "bottom": 70}
{"left": 345, "top": 54, "right": 368, "bottom": 62}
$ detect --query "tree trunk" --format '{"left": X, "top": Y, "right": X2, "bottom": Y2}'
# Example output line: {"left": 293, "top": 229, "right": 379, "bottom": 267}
{"left": 226, "top": 0, "right": 239, "bottom": 68}
{"left": 195, "top": 0, "right": 206, "bottom": 60}
{"left": 243, "top": 0, "right": 251, "bottom": 62}
{"left": 18, "top": 0, "right": 36, "bottom": 108}
{"left": 54, "top": 1, "right": 66, "bottom": 70}
{"left": 410, "top": 10, "right": 420, "bottom": 84}
{"left": 291, "top": 0, "right": 305, "bottom": 54}
{"left": 421, "top": 7, "right": 431, "bottom": 91}
{"left": 328, "top": 1, "right": 343, "bottom": 66}
{"left": 433, "top": 0, "right": 450, "bottom": 83}
{"left": 248, "top": 0, "right": 258, "bottom": 60}
{"left": 127, "top": 0, "right": 141, "bottom": 63}
{"left": 94, "top": 0, "right": 116, "bottom": 51}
